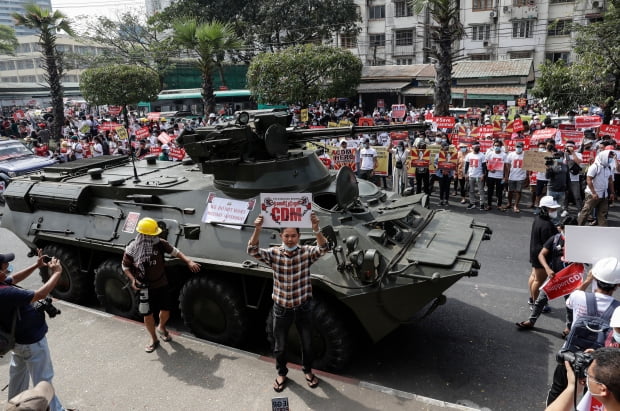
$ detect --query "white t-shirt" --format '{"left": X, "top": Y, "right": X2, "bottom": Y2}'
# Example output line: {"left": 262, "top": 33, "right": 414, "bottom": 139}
{"left": 71, "top": 142, "right": 83, "bottom": 159}
{"left": 485, "top": 151, "right": 507, "bottom": 179}
{"left": 465, "top": 152, "right": 486, "bottom": 178}
{"left": 565, "top": 152, "right": 583, "bottom": 182}
{"left": 92, "top": 142, "right": 103, "bottom": 157}
{"left": 566, "top": 290, "right": 618, "bottom": 327}
{"left": 360, "top": 147, "right": 377, "bottom": 170}
{"left": 585, "top": 163, "right": 613, "bottom": 197}
{"left": 506, "top": 151, "right": 526, "bottom": 181}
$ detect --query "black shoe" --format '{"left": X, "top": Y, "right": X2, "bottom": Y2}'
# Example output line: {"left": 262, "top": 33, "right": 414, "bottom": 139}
{"left": 467, "top": 204, "right": 476, "bottom": 210}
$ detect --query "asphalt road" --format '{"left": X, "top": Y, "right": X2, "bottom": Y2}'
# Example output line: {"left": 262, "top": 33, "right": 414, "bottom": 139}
{"left": 1, "top": 197, "right": 618, "bottom": 411}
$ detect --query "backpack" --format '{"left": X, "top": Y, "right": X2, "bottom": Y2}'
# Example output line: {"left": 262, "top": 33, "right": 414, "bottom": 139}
{"left": 0, "top": 309, "right": 18, "bottom": 357}
{"left": 562, "top": 292, "right": 620, "bottom": 353}
{"left": 101, "top": 139, "right": 110, "bottom": 155}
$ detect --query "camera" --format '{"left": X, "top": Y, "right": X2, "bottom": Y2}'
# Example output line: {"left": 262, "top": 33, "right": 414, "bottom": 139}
{"left": 42, "top": 255, "right": 52, "bottom": 264}
{"left": 33, "top": 297, "right": 61, "bottom": 318}
{"left": 556, "top": 350, "right": 593, "bottom": 379}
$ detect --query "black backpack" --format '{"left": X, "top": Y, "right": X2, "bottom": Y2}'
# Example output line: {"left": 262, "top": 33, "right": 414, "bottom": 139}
{"left": 101, "top": 139, "right": 110, "bottom": 155}
{"left": 0, "top": 309, "right": 18, "bottom": 357}
{"left": 562, "top": 292, "right": 619, "bottom": 353}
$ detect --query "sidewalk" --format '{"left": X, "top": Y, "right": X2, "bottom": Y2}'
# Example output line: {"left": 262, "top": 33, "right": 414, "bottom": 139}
{"left": 0, "top": 301, "right": 477, "bottom": 411}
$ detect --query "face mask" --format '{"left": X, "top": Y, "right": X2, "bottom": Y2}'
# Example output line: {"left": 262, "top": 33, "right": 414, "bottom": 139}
{"left": 539, "top": 148, "right": 546, "bottom": 152}
{"left": 548, "top": 211, "right": 558, "bottom": 219}
{"left": 614, "top": 331, "right": 620, "bottom": 343}
{"left": 494, "top": 147, "right": 501, "bottom": 153}
{"left": 516, "top": 148, "right": 523, "bottom": 153}
{"left": 441, "top": 139, "right": 447, "bottom": 143}
{"left": 282, "top": 244, "right": 298, "bottom": 252}
{"left": 460, "top": 147, "right": 467, "bottom": 152}
{"left": 364, "top": 144, "right": 369, "bottom": 149}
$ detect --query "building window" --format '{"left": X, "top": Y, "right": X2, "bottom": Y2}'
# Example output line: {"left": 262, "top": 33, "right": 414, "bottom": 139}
{"left": 15, "top": 43, "right": 31, "bottom": 53}
{"left": 395, "top": 30, "right": 414, "bottom": 46}
{"left": 472, "top": 24, "right": 491, "bottom": 40}
{"left": 510, "top": 50, "right": 533, "bottom": 58}
{"left": 473, "top": 0, "right": 493, "bottom": 10}
{"left": 1, "top": 76, "right": 19, "bottom": 82}
{"left": 470, "top": 54, "right": 491, "bottom": 60}
{"left": 513, "top": 20, "right": 534, "bottom": 38}
{"left": 19, "top": 75, "right": 36, "bottom": 82}
{"left": 513, "top": 0, "right": 536, "bottom": 6}
{"left": 369, "top": 34, "right": 386, "bottom": 46}
{"left": 550, "top": 0, "right": 572, "bottom": 3}
{"left": 394, "top": 1, "right": 414, "bottom": 17}
{"left": 396, "top": 57, "right": 414, "bottom": 65}
{"left": 369, "top": 59, "right": 386, "bottom": 66}
{"left": 17, "top": 60, "right": 35, "bottom": 69}
{"left": 545, "top": 51, "right": 570, "bottom": 63}
{"left": 369, "top": 5, "right": 385, "bottom": 19}
{"left": 0, "top": 61, "right": 15, "bottom": 71}
{"left": 340, "top": 33, "right": 357, "bottom": 48}
{"left": 548, "top": 19, "right": 571, "bottom": 36}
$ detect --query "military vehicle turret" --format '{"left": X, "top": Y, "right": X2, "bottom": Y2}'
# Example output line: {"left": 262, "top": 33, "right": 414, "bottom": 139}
{"left": 0, "top": 111, "right": 491, "bottom": 371}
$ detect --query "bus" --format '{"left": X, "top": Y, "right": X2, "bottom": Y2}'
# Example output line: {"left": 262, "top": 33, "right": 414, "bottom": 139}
{"left": 137, "top": 88, "right": 258, "bottom": 117}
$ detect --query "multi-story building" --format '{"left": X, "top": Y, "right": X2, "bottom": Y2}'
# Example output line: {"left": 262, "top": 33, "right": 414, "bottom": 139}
{"left": 0, "top": 0, "right": 52, "bottom": 36}
{"left": 343, "top": 0, "right": 603, "bottom": 69}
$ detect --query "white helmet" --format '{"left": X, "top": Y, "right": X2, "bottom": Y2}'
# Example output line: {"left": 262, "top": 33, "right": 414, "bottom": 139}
{"left": 592, "top": 257, "right": 620, "bottom": 284}
{"left": 539, "top": 195, "right": 560, "bottom": 209}
{"left": 611, "top": 306, "right": 620, "bottom": 327}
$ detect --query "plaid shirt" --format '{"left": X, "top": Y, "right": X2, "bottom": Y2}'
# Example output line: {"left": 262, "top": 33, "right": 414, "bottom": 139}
{"left": 247, "top": 244, "right": 327, "bottom": 308}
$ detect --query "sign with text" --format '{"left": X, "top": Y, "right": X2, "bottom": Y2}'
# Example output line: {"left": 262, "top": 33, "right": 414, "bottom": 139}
{"left": 121, "top": 212, "right": 141, "bottom": 234}
{"left": 329, "top": 147, "right": 357, "bottom": 171}
{"left": 530, "top": 128, "right": 558, "bottom": 144}
{"left": 512, "top": 118, "right": 524, "bottom": 132}
{"left": 574, "top": 115, "right": 602, "bottom": 129}
{"left": 434, "top": 116, "right": 456, "bottom": 129}
{"left": 523, "top": 150, "right": 548, "bottom": 173}
{"left": 201, "top": 193, "right": 254, "bottom": 229}
{"left": 541, "top": 263, "right": 585, "bottom": 300}
{"left": 565, "top": 226, "right": 620, "bottom": 264}
{"left": 115, "top": 126, "right": 128, "bottom": 140}
{"left": 135, "top": 127, "right": 150, "bottom": 140}
{"left": 600, "top": 124, "right": 620, "bottom": 139}
{"left": 260, "top": 193, "right": 313, "bottom": 228}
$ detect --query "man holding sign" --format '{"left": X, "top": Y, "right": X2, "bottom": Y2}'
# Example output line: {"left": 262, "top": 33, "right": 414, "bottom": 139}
{"left": 247, "top": 212, "right": 328, "bottom": 393}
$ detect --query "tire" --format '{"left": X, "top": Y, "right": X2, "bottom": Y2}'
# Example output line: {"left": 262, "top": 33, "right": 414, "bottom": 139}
{"left": 94, "top": 259, "right": 139, "bottom": 319}
{"left": 179, "top": 276, "right": 249, "bottom": 347}
{"left": 40, "top": 244, "right": 91, "bottom": 304}
{"left": 265, "top": 299, "right": 355, "bottom": 372}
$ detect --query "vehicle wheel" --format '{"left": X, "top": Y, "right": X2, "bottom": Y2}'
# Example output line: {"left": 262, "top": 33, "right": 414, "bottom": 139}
{"left": 94, "top": 259, "right": 139, "bottom": 320}
{"left": 265, "top": 299, "right": 354, "bottom": 372}
{"left": 39, "top": 244, "right": 90, "bottom": 304}
{"left": 179, "top": 276, "right": 249, "bottom": 347}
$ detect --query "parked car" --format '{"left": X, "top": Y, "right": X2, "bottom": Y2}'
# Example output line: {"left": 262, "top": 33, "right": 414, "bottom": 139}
{"left": 0, "top": 139, "right": 57, "bottom": 202}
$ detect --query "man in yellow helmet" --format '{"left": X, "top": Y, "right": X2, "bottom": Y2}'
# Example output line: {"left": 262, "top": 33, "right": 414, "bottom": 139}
{"left": 122, "top": 217, "right": 200, "bottom": 352}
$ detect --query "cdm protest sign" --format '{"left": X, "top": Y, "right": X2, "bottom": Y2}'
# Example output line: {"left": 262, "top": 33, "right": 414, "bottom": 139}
{"left": 260, "top": 193, "right": 313, "bottom": 228}
{"left": 541, "top": 263, "right": 585, "bottom": 300}
{"left": 201, "top": 192, "right": 255, "bottom": 229}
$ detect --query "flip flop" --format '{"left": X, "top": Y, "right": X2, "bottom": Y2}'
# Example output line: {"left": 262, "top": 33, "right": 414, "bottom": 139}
{"left": 513, "top": 207, "right": 520, "bottom": 213}
{"left": 145, "top": 340, "right": 160, "bottom": 353}
{"left": 305, "top": 374, "right": 319, "bottom": 389}
{"left": 157, "top": 328, "right": 172, "bottom": 342}
{"left": 273, "top": 377, "right": 287, "bottom": 393}
{"left": 515, "top": 321, "right": 534, "bottom": 330}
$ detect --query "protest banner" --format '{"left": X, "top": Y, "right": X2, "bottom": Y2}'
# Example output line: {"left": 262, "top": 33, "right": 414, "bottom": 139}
{"left": 541, "top": 263, "right": 585, "bottom": 300}
{"left": 523, "top": 150, "right": 548, "bottom": 173}
{"left": 565, "top": 226, "right": 620, "bottom": 264}
{"left": 158, "top": 132, "right": 171, "bottom": 144}
{"left": 374, "top": 146, "right": 389, "bottom": 176}
{"left": 329, "top": 147, "right": 357, "bottom": 171}
{"left": 201, "top": 193, "right": 255, "bottom": 229}
{"left": 260, "top": 193, "right": 313, "bottom": 228}
{"left": 574, "top": 115, "right": 603, "bottom": 129}
{"left": 512, "top": 118, "right": 524, "bottom": 132}
{"left": 115, "top": 126, "right": 128, "bottom": 140}
{"left": 436, "top": 149, "right": 457, "bottom": 170}
{"left": 600, "top": 124, "right": 620, "bottom": 140}
{"left": 530, "top": 128, "right": 558, "bottom": 144}
{"left": 135, "top": 127, "right": 150, "bottom": 140}
{"left": 434, "top": 116, "right": 455, "bottom": 129}
{"left": 169, "top": 147, "right": 185, "bottom": 160}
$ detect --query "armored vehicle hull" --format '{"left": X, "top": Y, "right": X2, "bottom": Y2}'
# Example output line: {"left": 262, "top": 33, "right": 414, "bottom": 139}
{"left": 1, "top": 113, "right": 491, "bottom": 371}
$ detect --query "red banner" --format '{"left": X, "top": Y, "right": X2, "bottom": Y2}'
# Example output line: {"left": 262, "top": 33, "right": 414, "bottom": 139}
{"left": 558, "top": 130, "right": 584, "bottom": 145}
{"left": 512, "top": 118, "right": 524, "bottom": 132}
{"left": 530, "top": 128, "right": 558, "bottom": 144}
{"left": 169, "top": 147, "right": 186, "bottom": 160}
{"left": 574, "top": 115, "right": 602, "bottom": 129}
{"left": 99, "top": 121, "right": 122, "bottom": 131}
{"left": 158, "top": 132, "right": 171, "bottom": 144}
{"left": 108, "top": 106, "right": 123, "bottom": 116}
{"left": 600, "top": 124, "right": 620, "bottom": 139}
{"left": 391, "top": 104, "right": 407, "bottom": 119}
{"left": 434, "top": 116, "right": 456, "bottom": 129}
{"left": 410, "top": 148, "right": 430, "bottom": 167}
{"left": 541, "top": 263, "right": 585, "bottom": 300}
{"left": 135, "top": 127, "right": 150, "bottom": 140}
{"left": 13, "top": 110, "right": 25, "bottom": 121}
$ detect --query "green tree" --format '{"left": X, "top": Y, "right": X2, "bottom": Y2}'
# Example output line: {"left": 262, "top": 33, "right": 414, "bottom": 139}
{"left": 0, "top": 25, "right": 18, "bottom": 55}
{"left": 80, "top": 11, "right": 176, "bottom": 88}
{"left": 172, "top": 20, "right": 243, "bottom": 116}
{"left": 13, "top": 4, "right": 75, "bottom": 139}
{"left": 247, "top": 44, "right": 362, "bottom": 107}
{"left": 80, "top": 65, "right": 160, "bottom": 126}
{"left": 410, "top": 0, "right": 465, "bottom": 116}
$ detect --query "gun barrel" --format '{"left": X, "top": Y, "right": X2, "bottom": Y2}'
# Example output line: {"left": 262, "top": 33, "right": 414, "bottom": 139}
{"left": 288, "top": 123, "right": 426, "bottom": 142}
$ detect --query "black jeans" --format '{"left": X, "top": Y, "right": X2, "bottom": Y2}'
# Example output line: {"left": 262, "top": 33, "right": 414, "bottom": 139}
{"left": 486, "top": 177, "right": 504, "bottom": 207}
{"left": 272, "top": 300, "right": 314, "bottom": 376}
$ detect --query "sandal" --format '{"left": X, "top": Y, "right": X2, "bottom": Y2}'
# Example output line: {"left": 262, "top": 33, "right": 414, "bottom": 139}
{"left": 273, "top": 376, "right": 287, "bottom": 393}
{"left": 145, "top": 340, "right": 160, "bottom": 353}
{"left": 305, "top": 373, "right": 319, "bottom": 389}
{"left": 157, "top": 328, "right": 172, "bottom": 342}
{"left": 513, "top": 207, "right": 520, "bottom": 213}
{"left": 515, "top": 321, "right": 534, "bottom": 330}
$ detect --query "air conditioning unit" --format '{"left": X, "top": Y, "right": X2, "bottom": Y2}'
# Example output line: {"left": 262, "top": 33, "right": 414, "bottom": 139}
{"left": 490, "top": 10, "right": 498, "bottom": 18}
{"left": 483, "top": 41, "right": 493, "bottom": 47}
{"left": 591, "top": 0, "right": 601, "bottom": 8}
{"left": 503, "top": 6, "right": 511, "bottom": 13}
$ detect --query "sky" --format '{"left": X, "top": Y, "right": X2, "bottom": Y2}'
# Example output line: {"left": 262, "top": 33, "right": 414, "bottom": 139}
{"left": 51, "top": 0, "right": 144, "bottom": 20}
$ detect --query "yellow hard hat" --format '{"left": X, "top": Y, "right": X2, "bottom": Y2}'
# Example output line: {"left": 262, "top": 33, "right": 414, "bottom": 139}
{"left": 136, "top": 217, "right": 162, "bottom": 236}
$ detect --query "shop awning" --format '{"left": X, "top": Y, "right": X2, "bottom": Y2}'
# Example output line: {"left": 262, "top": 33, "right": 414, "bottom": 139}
{"left": 451, "top": 85, "right": 527, "bottom": 100}
{"left": 357, "top": 82, "right": 411, "bottom": 93}
{"left": 402, "top": 87, "right": 434, "bottom": 96}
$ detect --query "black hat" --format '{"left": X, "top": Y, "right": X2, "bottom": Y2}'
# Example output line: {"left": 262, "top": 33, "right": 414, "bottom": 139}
{"left": 0, "top": 253, "right": 15, "bottom": 264}
{"left": 515, "top": 142, "right": 524, "bottom": 148}
{"left": 363, "top": 138, "right": 370, "bottom": 143}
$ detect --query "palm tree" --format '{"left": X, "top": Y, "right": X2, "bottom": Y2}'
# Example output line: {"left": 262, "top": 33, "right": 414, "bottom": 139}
{"left": 13, "top": 4, "right": 74, "bottom": 140}
{"left": 172, "top": 20, "right": 243, "bottom": 116}
{"left": 410, "top": 0, "right": 464, "bottom": 116}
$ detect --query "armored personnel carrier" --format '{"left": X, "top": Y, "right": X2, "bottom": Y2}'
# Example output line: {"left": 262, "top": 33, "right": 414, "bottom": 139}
{"left": 1, "top": 111, "right": 491, "bottom": 371}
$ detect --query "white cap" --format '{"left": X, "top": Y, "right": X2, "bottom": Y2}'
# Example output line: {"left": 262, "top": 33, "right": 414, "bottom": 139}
{"left": 539, "top": 195, "right": 560, "bottom": 209}
{"left": 161, "top": 144, "right": 169, "bottom": 150}
{"left": 209, "top": 113, "right": 216, "bottom": 118}
{"left": 611, "top": 306, "right": 620, "bottom": 327}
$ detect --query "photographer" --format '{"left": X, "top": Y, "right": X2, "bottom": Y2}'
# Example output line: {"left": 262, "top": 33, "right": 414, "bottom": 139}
{"left": 563, "top": 141, "right": 583, "bottom": 212}
{"left": 545, "top": 347, "right": 620, "bottom": 411}
{"left": 545, "top": 150, "right": 570, "bottom": 220}
{"left": 0, "top": 250, "right": 68, "bottom": 411}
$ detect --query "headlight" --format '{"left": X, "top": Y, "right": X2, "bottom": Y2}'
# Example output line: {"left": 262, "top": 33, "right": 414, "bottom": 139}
{"left": 8, "top": 171, "right": 16, "bottom": 177}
